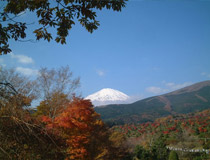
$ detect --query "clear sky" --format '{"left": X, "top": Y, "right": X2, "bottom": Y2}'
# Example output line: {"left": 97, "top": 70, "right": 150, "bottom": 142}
{"left": 1, "top": 0, "right": 210, "bottom": 101}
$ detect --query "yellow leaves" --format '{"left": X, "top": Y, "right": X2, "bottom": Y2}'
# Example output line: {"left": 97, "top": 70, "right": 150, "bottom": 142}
{"left": 24, "top": 144, "right": 29, "bottom": 149}
{"left": 95, "top": 148, "right": 109, "bottom": 160}
{"left": 95, "top": 119, "right": 104, "bottom": 126}
{"left": 35, "top": 92, "right": 70, "bottom": 119}
{"left": 109, "top": 131, "right": 126, "bottom": 148}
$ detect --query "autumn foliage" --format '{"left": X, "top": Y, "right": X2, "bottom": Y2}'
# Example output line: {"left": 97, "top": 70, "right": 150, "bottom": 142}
{"left": 42, "top": 98, "right": 105, "bottom": 160}
{"left": 0, "top": 67, "right": 131, "bottom": 159}
{"left": 1, "top": 94, "right": 128, "bottom": 159}
{"left": 0, "top": 95, "right": 64, "bottom": 159}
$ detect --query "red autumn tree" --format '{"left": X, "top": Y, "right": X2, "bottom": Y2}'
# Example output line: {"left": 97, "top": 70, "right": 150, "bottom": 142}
{"left": 42, "top": 98, "right": 106, "bottom": 160}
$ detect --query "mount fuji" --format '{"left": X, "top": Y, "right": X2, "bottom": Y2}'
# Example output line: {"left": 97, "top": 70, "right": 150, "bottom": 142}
{"left": 85, "top": 88, "right": 130, "bottom": 106}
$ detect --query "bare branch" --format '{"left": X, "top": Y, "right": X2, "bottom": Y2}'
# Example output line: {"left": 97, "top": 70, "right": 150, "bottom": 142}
{"left": 0, "top": 146, "right": 12, "bottom": 160}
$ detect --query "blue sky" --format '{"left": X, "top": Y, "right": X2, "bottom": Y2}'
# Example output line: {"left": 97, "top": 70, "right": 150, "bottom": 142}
{"left": 1, "top": 0, "right": 210, "bottom": 101}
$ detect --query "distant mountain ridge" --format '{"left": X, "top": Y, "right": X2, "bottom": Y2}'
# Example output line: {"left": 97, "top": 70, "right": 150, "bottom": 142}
{"left": 164, "top": 80, "right": 210, "bottom": 96}
{"left": 95, "top": 80, "right": 210, "bottom": 125}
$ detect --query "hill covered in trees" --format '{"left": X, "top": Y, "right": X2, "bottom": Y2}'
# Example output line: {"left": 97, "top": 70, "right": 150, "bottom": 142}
{"left": 112, "top": 109, "right": 210, "bottom": 160}
{"left": 95, "top": 81, "right": 210, "bottom": 125}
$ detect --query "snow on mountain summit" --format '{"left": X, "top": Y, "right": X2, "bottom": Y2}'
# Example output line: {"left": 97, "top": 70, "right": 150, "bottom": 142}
{"left": 85, "top": 88, "right": 130, "bottom": 106}
{"left": 86, "top": 88, "right": 129, "bottom": 101}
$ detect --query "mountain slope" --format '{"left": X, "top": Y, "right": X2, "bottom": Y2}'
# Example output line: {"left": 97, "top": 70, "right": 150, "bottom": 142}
{"left": 85, "top": 88, "right": 130, "bottom": 106}
{"left": 95, "top": 80, "right": 210, "bottom": 125}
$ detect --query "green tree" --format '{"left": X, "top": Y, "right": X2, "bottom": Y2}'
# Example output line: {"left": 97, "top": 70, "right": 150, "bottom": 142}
{"left": 134, "top": 145, "right": 150, "bottom": 160}
{"left": 168, "top": 151, "right": 179, "bottom": 160}
{"left": 150, "top": 134, "right": 169, "bottom": 160}
{"left": 0, "top": 0, "right": 127, "bottom": 55}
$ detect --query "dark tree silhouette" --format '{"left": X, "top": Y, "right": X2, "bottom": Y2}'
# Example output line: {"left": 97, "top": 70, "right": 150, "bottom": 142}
{"left": 0, "top": 0, "right": 127, "bottom": 55}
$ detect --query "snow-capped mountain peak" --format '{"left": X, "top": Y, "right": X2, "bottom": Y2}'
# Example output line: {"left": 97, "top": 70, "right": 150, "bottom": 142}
{"left": 85, "top": 88, "right": 130, "bottom": 106}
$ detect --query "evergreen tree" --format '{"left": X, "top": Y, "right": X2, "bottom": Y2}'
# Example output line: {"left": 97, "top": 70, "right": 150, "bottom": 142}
{"left": 169, "top": 151, "right": 179, "bottom": 160}
{"left": 150, "top": 134, "right": 169, "bottom": 160}
{"left": 134, "top": 145, "right": 150, "bottom": 160}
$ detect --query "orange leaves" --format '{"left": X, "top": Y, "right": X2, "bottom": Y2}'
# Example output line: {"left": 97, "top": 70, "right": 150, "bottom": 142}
{"left": 65, "top": 135, "right": 89, "bottom": 160}
{"left": 42, "top": 116, "right": 52, "bottom": 123}
{"left": 41, "top": 97, "right": 104, "bottom": 160}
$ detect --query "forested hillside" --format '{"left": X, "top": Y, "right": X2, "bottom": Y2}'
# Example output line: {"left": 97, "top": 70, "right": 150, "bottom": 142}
{"left": 95, "top": 81, "right": 210, "bottom": 125}
{"left": 112, "top": 109, "right": 210, "bottom": 160}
